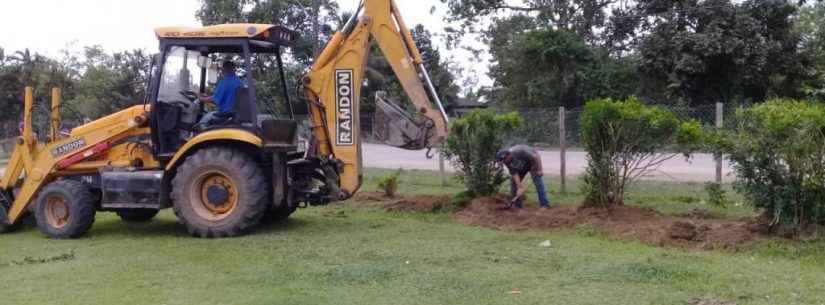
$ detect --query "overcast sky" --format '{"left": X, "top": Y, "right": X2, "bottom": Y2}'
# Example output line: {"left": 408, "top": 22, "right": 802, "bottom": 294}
{"left": 0, "top": 0, "right": 489, "bottom": 88}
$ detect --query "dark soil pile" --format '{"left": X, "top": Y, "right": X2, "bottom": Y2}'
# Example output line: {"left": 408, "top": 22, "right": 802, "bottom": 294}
{"left": 453, "top": 196, "right": 766, "bottom": 250}
{"left": 353, "top": 191, "right": 391, "bottom": 202}
{"left": 383, "top": 195, "right": 452, "bottom": 213}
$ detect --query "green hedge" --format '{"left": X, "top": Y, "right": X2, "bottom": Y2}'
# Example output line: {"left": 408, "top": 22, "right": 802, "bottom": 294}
{"left": 579, "top": 97, "right": 701, "bottom": 206}
{"left": 718, "top": 99, "right": 825, "bottom": 227}
{"left": 441, "top": 109, "right": 523, "bottom": 197}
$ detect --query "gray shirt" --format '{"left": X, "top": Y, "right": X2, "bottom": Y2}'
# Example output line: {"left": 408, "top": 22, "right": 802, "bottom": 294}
{"left": 504, "top": 145, "right": 543, "bottom": 177}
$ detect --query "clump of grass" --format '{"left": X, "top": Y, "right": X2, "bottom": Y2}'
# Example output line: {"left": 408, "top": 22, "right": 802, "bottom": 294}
{"left": 377, "top": 169, "right": 402, "bottom": 197}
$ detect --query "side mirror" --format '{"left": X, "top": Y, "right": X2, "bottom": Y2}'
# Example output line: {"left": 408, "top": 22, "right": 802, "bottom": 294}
{"left": 197, "top": 55, "right": 211, "bottom": 68}
{"left": 152, "top": 53, "right": 163, "bottom": 67}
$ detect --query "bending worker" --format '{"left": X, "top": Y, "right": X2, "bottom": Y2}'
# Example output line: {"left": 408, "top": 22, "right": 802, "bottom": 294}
{"left": 198, "top": 60, "right": 243, "bottom": 127}
{"left": 495, "top": 145, "right": 551, "bottom": 209}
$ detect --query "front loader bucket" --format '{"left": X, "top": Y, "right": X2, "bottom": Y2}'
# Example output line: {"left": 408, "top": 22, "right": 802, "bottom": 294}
{"left": 373, "top": 92, "right": 434, "bottom": 150}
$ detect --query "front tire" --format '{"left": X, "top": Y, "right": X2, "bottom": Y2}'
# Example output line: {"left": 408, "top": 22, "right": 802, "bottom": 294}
{"left": 116, "top": 209, "right": 159, "bottom": 222}
{"left": 171, "top": 147, "right": 268, "bottom": 237}
{"left": 0, "top": 203, "right": 13, "bottom": 233}
{"left": 34, "top": 180, "right": 96, "bottom": 239}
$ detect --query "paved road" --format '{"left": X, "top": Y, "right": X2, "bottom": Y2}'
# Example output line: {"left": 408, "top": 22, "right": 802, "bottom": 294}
{"left": 363, "top": 143, "right": 733, "bottom": 182}
{"left": 0, "top": 143, "right": 733, "bottom": 182}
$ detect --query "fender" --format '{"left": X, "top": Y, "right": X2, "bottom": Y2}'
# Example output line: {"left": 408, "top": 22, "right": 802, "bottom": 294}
{"left": 165, "top": 129, "right": 262, "bottom": 171}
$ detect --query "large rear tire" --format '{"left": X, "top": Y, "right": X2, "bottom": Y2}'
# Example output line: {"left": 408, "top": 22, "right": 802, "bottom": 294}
{"left": 0, "top": 191, "right": 19, "bottom": 233}
{"left": 116, "top": 209, "right": 159, "bottom": 222}
{"left": 171, "top": 147, "right": 268, "bottom": 237}
{"left": 34, "top": 180, "right": 96, "bottom": 239}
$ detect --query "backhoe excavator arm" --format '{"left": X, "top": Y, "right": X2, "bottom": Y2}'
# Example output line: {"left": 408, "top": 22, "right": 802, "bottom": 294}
{"left": 301, "top": 0, "right": 449, "bottom": 199}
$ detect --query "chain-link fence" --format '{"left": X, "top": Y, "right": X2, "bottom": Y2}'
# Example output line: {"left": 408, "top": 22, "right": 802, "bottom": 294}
{"left": 361, "top": 104, "right": 725, "bottom": 149}
{"left": 359, "top": 103, "right": 734, "bottom": 186}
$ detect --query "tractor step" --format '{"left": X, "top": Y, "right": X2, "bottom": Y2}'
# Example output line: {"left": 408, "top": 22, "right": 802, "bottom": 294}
{"left": 100, "top": 170, "right": 163, "bottom": 210}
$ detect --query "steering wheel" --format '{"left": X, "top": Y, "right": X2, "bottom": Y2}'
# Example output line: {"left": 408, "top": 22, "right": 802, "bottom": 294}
{"left": 179, "top": 90, "right": 199, "bottom": 102}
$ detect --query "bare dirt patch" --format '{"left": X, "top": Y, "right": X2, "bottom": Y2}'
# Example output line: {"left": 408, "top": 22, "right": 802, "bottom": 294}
{"left": 353, "top": 191, "right": 392, "bottom": 202}
{"left": 383, "top": 195, "right": 452, "bottom": 213}
{"left": 453, "top": 196, "right": 765, "bottom": 250}
{"left": 687, "top": 296, "right": 737, "bottom": 305}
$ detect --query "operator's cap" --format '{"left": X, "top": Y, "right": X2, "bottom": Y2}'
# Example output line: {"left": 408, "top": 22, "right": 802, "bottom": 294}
{"left": 495, "top": 149, "right": 510, "bottom": 162}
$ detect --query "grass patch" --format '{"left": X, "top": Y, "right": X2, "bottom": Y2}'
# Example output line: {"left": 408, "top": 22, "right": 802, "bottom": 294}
{"left": 0, "top": 168, "right": 822, "bottom": 304}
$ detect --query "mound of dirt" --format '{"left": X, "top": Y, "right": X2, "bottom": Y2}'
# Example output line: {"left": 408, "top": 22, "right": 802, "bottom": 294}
{"left": 353, "top": 191, "right": 393, "bottom": 202}
{"left": 454, "top": 196, "right": 763, "bottom": 250}
{"left": 383, "top": 195, "right": 452, "bottom": 213}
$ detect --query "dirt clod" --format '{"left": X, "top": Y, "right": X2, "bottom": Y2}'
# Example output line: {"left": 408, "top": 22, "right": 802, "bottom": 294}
{"left": 383, "top": 195, "right": 452, "bottom": 213}
{"left": 668, "top": 221, "right": 698, "bottom": 240}
{"left": 353, "top": 191, "right": 392, "bottom": 202}
{"left": 687, "top": 296, "right": 737, "bottom": 305}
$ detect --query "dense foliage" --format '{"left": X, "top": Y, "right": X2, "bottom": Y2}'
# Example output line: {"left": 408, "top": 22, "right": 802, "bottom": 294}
{"left": 0, "top": 46, "right": 149, "bottom": 139}
{"left": 579, "top": 97, "right": 701, "bottom": 206}
{"left": 441, "top": 109, "right": 523, "bottom": 197}
{"left": 798, "top": 2, "right": 825, "bottom": 101}
{"left": 715, "top": 100, "right": 825, "bottom": 228}
{"left": 441, "top": 0, "right": 823, "bottom": 108}
{"left": 489, "top": 27, "right": 637, "bottom": 109}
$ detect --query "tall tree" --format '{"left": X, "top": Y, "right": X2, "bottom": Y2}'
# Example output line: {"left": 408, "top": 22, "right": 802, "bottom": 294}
{"left": 196, "top": 0, "right": 339, "bottom": 65}
{"left": 636, "top": 0, "right": 812, "bottom": 105}
{"left": 66, "top": 46, "right": 151, "bottom": 120}
{"left": 360, "top": 24, "right": 461, "bottom": 112}
{"left": 489, "top": 26, "right": 637, "bottom": 109}
{"left": 798, "top": 1, "right": 825, "bottom": 101}
{"left": 440, "top": 0, "right": 620, "bottom": 46}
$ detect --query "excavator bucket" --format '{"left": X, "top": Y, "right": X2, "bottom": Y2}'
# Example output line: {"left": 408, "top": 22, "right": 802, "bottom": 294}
{"left": 372, "top": 92, "right": 434, "bottom": 150}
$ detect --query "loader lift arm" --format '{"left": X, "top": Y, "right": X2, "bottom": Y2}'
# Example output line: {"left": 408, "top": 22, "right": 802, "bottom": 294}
{"left": 301, "top": 0, "right": 450, "bottom": 200}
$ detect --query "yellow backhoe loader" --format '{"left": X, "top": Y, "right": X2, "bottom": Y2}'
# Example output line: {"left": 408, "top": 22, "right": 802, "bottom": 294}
{"left": 0, "top": 0, "right": 449, "bottom": 238}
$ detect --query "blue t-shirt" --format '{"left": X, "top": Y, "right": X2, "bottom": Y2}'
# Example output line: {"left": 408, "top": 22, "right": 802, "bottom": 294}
{"left": 212, "top": 74, "right": 243, "bottom": 114}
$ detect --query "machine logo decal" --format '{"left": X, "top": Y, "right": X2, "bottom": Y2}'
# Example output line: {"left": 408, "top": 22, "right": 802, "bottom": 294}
{"left": 51, "top": 138, "right": 86, "bottom": 157}
{"left": 335, "top": 69, "right": 354, "bottom": 145}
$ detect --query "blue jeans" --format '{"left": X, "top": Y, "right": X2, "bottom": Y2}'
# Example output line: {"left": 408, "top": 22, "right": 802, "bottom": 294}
{"left": 510, "top": 174, "right": 551, "bottom": 208}
{"left": 198, "top": 111, "right": 233, "bottom": 127}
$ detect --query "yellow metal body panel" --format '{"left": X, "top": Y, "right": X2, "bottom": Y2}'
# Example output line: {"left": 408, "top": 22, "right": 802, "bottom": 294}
{"left": 155, "top": 24, "right": 276, "bottom": 39}
{"left": 1, "top": 95, "right": 153, "bottom": 224}
{"left": 164, "top": 129, "right": 262, "bottom": 171}
{"left": 304, "top": 0, "right": 449, "bottom": 197}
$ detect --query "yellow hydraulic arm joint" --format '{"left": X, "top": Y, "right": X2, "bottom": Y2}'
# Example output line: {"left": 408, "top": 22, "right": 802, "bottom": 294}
{"left": 302, "top": 0, "right": 450, "bottom": 199}
{"left": 1, "top": 87, "right": 151, "bottom": 226}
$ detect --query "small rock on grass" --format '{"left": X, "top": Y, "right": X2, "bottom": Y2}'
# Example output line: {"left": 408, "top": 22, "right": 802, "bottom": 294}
{"left": 539, "top": 240, "right": 552, "bottom": 247}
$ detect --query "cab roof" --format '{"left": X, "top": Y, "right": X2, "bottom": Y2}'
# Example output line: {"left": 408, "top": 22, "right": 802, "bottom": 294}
{"left": 154, "top": 24, "right": 297, "bottom": 47}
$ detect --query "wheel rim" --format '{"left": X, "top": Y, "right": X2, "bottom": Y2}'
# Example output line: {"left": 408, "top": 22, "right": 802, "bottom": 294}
{"left": 191, "top": 171, "right": 238, "bottom": 221}
{"left": 45, "top": 195, "right": 70, "bottom": 229}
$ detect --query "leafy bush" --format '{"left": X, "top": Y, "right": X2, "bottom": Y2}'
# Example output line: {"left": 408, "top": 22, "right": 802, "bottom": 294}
{"left": 376, "top": 169, "right": 402, "bottom": 197}
{"left": 441, "top": 109, "right": 523, "bottom": 197}
{"left": 703, "top": 182, "right": 729, "bottom": 208}
{"left": 715, "top": 99, "right": 825, "bottom": 228}
{"left": 579, "top": 97, "right": 701, "bottom": 207}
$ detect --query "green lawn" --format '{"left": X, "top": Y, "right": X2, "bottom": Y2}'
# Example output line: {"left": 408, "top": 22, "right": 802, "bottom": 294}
{"left": 1, "top": 169, "right": 823, "bottom": 305}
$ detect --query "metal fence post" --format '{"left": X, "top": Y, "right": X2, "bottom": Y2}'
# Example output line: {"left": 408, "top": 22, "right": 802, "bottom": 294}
{"left": 559, "top": 106, "right": 567, "bottom": 194}
{"left": 439, "top": 152, "right": 447, "bottom": 187}
{"left": 715, "top": 102, "right": 723, "bottom": 183}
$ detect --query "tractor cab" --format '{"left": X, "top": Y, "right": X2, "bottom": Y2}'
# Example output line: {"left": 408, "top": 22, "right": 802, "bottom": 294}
{"left": 149, "top": 24, "right": 299, "bottom": 157}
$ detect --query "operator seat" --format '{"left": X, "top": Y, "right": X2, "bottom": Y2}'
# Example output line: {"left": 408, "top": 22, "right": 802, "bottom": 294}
{"left": 232, "top": 87, "right": 257, "bottom": 129}
{"left": 199, "top": 86, "right": 255, "bottom": 132}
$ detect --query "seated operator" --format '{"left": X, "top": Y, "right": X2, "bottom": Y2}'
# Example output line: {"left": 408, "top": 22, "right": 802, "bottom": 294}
{"left": 197, "top": 60, "right": 243, "bottom": 127}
